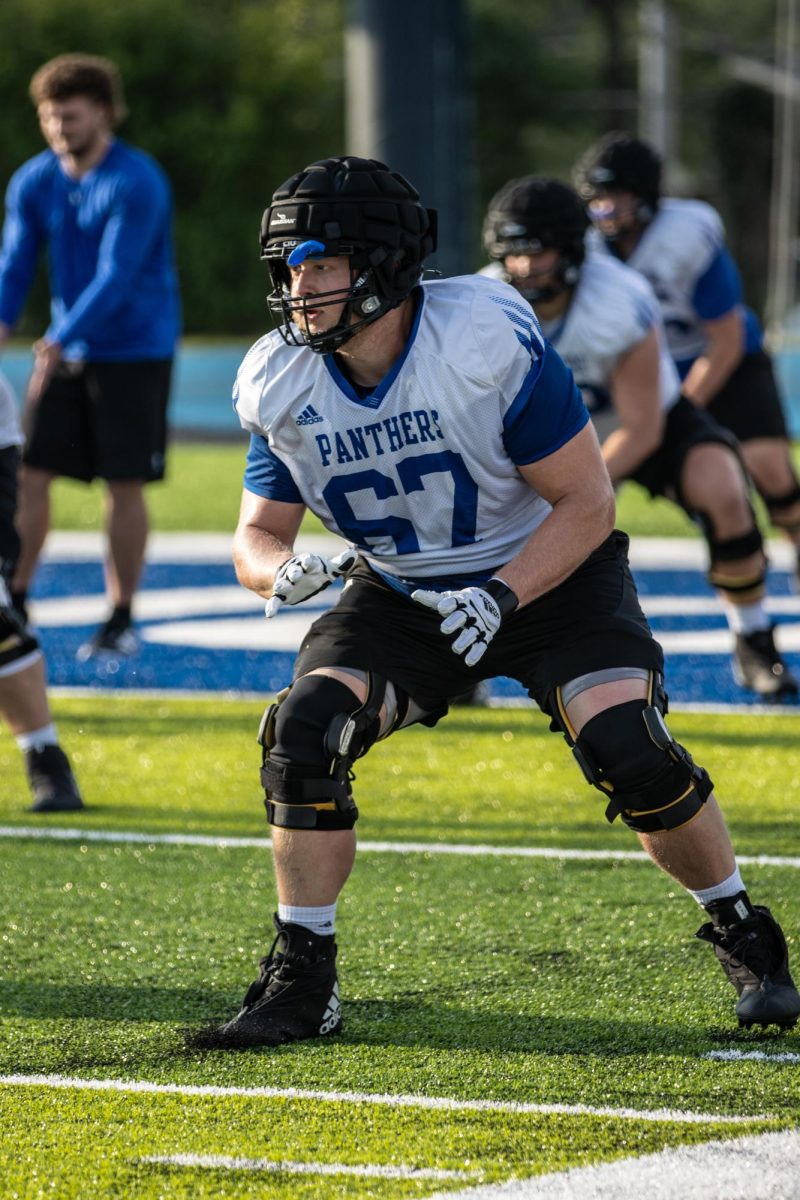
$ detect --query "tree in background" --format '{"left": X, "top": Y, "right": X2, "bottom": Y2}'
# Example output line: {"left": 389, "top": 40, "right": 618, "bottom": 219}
{"left": 0, "top": 0, "right": 344, "bottom": 335}
{"left": 0, "top": 0, "right": 783, "bottom": 329}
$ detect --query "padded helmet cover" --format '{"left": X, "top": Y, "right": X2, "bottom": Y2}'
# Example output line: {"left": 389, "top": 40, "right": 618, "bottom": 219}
{"left": 573, "top": 132, "right": 662, "bottom": 210}
{"left": 261, "top": 156, "right": 437, "bottom": 307}
{"left": 483, "top": 175, "right": 589, "bottom": 265}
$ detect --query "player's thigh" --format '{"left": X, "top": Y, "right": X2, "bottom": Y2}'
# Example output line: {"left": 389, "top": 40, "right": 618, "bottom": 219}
{"left": 294, "top": 561, "right": 480, "bottom": 718}
{"left": 0, "top": 445, "right": 21, "bottom": 567}
{"left": 89, "top": 359, "right": 172, "bottom": 482}
{"left": 489, "top": 531, "right": 663, "bottom": 709}
{"left": 708, "top": 351, "right": 789, "bottom": 442}
{"left": 23, "top": 368, "right": 94, "bottom": 482}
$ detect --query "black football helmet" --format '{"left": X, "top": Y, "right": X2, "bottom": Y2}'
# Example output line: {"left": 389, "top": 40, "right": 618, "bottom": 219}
{"left": 260, "top": 156, "right": 437, "bottom": 353}
{"left": 573, "top": 132, "right": 662, "bottom": 220}
{"left": 482, "top": 176, "right": 589, "bottom": 302}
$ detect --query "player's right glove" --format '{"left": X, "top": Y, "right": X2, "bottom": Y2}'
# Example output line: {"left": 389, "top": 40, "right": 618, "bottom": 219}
{"left": 265, "top": 548, "right": 359, "bottom": 617}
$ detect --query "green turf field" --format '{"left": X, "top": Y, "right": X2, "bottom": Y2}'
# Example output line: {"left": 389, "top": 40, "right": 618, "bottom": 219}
{"left": 43, "top": 440, "right": 800, "bottom": 539}
{"left": 1, "top": 698, "right": 799, "bottom": 1197}
{"left": 40, "top": 440, "right": 702, "bottom": 538}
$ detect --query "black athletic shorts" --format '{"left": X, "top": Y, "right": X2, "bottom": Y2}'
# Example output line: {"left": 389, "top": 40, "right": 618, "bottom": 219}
{"left": 631, "top": 394, "right": 740, "bottom": 507}
{"left": 0, "top": 444, "right": 21, "bottom": 571}
{"left": 23, "top": 358, "right": 172, "bottom": 483}
{"left": 707, "top": 349, "right": 789, "bottom": 442}
{"left": 294, "top": 530, "right": 663, "bottom": 722}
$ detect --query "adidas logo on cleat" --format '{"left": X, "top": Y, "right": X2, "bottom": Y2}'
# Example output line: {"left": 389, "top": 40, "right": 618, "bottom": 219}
{"left": 296, "top": 404, "right": 324, "bottom": 425}
{"left": 319, "top": 981, "right": 341, "bottom": 1034}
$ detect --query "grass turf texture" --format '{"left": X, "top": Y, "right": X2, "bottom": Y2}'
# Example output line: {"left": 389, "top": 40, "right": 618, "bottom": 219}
{"left": 1, "top": 697, "right": 799, "bottom": 1197}
{"left": 41, "top": 441, "right": 800, "bottom": 538}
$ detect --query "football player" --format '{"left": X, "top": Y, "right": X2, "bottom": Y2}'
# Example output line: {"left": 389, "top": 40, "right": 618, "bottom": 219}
{"left": 481, "top": 175, "right": 797, "bottom": 699}
{"left": 574, "top": 133, "right": 800, "bottom": 588}
{"left": 204, "top": 156, "right": 798, "bottom": 1049}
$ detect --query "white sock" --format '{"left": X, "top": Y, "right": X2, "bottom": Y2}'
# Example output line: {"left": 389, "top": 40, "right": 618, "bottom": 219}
{"left": 278, "top": 902, "right": 337, "bottom": 936}
{"left": 16, "top": 724, "right": 58, "bottom": 753}
{"left": 688, "top": 865, "right": 746, "bottom": 907}
{"left": 722, "top": 600, "right": 769, "bottom": 635}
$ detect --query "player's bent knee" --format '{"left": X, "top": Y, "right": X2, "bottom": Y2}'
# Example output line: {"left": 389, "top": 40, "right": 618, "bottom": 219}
{"left": 257, "top": 672, "right": 391, "bottom": 832}
{"left": 765, "top": 482, "right": 800, "bottom": 534}
{"left": 568, "top": 698, "right": 713, "bottom": 833}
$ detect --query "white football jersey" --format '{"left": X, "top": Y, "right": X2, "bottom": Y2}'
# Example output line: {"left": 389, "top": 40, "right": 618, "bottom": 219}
{"left": 589, "top": 198, "right": 725, "bottom": 365}
{"left": 537, "top": 254, "right": 680, "bottom": 417}
{"left": 235, "top": 275, "right": 589, "bottom": 587}
{"left": 0, "top": 370, "right": 23, "bottom": 451}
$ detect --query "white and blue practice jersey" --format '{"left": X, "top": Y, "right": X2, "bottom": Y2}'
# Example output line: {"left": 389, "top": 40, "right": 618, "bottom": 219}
{"left": 589, "top": 198, "right": 763, "bottom": 376}
{"left": 542, "top": 254, "right": 679, "bottom": 417}
{"left": 479, "top": 255, "right": 679, "bottom": 420}
{"left": 234, "top": 274, "right": 589, "bottom": 590}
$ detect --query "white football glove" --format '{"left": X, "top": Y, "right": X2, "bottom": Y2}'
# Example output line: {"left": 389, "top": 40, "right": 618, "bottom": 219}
{"left": 265, "top": 548, "right": 359, "bottom": 617}
{"left": 412, "top": 584, "right": 505, "bottom": 667}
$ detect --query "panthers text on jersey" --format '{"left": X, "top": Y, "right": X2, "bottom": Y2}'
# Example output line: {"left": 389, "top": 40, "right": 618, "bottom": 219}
{"left": 234, "top": 275, "right": 588, "bottom": 593}
{"left": 588, "top": 198, "right": 763, "bottom": 376}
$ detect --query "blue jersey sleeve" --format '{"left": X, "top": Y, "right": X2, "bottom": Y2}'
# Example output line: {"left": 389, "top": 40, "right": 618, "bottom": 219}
{"left": 502, "top": 342, "right": 590, "bottom": 465}
{"left": 0, "top": 168, "right": 43, "bottom": 327}
{"left": 244, "top": 433, "right": 304, "bottom": 503}
{"left": 692, "top": 247, "right": 742, "bottom": 320}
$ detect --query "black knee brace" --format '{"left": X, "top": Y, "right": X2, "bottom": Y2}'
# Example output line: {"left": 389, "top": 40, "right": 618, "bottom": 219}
{"left": 555, "top": 692, "right": 713, "bottom": 833}
{"left": 258, "top": 673, "right": 387, "bottom": 831}
{"left": 694, "top": 511, "right": 766, "bottom": 594}
{"left": 764, "top": 482, "right": 800, "bottom": 534}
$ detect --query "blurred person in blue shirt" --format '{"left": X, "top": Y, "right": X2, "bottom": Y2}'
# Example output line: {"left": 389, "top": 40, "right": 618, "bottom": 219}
{"left": 0, "top": 54, "right": 180, "bottom": 659}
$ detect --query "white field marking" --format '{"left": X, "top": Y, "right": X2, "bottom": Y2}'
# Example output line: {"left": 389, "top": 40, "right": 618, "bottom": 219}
{"left": 139, "top": 1153, "right": 477, "bottom": 1181}
{"left": 0, "top": 1075, "right": 774, "bottom": 1125}
{"left": 704, "top": 1050, "right": 800, "bottom": 1064}
{"left": 421, "top": 1129, "right": 800, "bottom": 1200}
{"left": 42, "top": 685, "right": 800, "bottom": 716}
{"left": 42, "top": 532, "right": 798, "bottom": 570}
{"left": 41, "top": 531, "right": 346, "bottom": 563}
{"left": 1, "top": 825, "right": 800, "bottom": 871}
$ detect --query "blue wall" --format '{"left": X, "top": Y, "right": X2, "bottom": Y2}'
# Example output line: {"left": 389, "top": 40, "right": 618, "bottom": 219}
{"left": 5, "top": 342, "right": 800, "bottom": 438}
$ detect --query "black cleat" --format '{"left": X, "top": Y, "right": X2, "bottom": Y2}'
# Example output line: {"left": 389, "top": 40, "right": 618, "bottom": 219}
{"left": 76, "top": 618, "right": 139, "bottom": 662}
{"left": 697, "top": 895, "right": 800, "bottom": 1030}
{"left": 26, "top": 745, "right": 84, "bottom": 812}
{"left": 733, "top": 627, "right": 799, "bottom": 698}
{"left": 208, "top": 917, "right": 342, "bottom": 1048}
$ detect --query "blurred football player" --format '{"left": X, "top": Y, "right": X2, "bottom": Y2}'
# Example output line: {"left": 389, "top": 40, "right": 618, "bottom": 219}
{"left": 574, "top": 133, "right": 800, "bottom": 588}
{"left": 203, "top": 156, "right": 798, "bottom": 1049}
{"left": 481, "top": 175, "right": 797, "bottom": 699}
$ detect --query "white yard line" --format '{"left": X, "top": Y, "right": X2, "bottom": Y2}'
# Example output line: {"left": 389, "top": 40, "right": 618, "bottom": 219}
{"left": 421, "top": 1130, "right": 800, "bottom": 1200}
{"left": 704, "top": 1050, "right": 800, "bottom": 1064}
{"left": 139, "top": 1153, "right": 476, "bottom": 1180}
{"left": 0, "top": 1074, "right": 774, "bottom": 1125}
{"left": 2, "top": 824, "right": 799, "bottom": 870}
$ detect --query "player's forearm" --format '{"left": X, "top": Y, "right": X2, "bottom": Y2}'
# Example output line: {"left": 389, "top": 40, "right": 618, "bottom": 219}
{"left": 682, "top": 322, "right": 744, "bottom": 407}
{"left": 233, "top": 526, "right": 295, "bottom": 599}
{"left": 602, "top": 425, "right": 661, "bottom": 483}
{"left": 496, "top": 487, "right": 616, "bottom": 608}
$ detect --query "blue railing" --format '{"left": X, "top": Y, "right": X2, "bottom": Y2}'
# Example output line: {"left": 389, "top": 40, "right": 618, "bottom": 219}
{"left": 5, "top": 342, "right": 800, "bottom": 438}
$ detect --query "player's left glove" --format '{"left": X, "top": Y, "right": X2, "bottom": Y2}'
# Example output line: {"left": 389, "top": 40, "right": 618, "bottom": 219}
{"left": 411, "top": 579, "right": 518, "bottom": 667}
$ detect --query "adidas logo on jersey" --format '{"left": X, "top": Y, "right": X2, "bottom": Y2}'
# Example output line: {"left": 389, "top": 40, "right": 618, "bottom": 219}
{"left": 296, "top": 404, "right": 324, "bottom": 426}
{"left": 319, "top": 980, "right": 341, "bottom": 1034}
